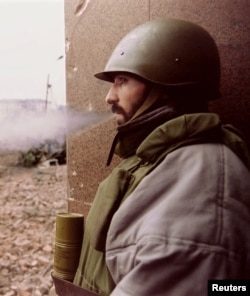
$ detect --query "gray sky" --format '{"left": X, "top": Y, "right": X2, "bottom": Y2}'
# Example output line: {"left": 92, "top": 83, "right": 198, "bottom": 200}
{"left": 0, "top": 0, "right": 66, "bottom": 105}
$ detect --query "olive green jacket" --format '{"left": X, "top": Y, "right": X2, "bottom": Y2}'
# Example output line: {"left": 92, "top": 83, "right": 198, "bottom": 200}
{"left": 74, "top": 112, "right": 250, "bottom": 295}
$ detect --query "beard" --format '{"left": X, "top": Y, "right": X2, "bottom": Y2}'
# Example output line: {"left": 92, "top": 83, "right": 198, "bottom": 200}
{"left": 111, "top": 104, "right": 143, "bottom": 125}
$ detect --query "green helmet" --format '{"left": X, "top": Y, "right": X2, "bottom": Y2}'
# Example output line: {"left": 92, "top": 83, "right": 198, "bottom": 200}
{"left": 95, "top": 19, "right": 221, "bottom": 100}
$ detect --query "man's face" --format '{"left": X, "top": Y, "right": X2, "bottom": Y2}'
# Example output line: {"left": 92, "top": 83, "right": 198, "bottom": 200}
{"left": 105, "top": 73, "right": 148, "bottom": 125}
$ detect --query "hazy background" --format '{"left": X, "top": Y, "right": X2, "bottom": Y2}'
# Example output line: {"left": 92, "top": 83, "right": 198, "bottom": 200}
{"left": 0, "top": 1, "right": 111, "bottom": 152}
{"left": 0, "top": 0, "right": 66, "bottom": 106}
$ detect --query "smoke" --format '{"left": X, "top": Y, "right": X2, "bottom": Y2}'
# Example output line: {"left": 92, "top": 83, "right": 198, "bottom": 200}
{"left": 0, "top": 108, "right": 112, "bottom": 152}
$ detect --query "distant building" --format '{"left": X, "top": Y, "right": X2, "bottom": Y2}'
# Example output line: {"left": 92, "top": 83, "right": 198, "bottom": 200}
{"left": 0, "top": 99, "right": 53, "bottom": 121}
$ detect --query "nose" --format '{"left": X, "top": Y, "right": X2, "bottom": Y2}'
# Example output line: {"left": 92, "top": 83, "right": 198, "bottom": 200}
{"left": 105, "top": 85, "right": 118, "bottom": 104}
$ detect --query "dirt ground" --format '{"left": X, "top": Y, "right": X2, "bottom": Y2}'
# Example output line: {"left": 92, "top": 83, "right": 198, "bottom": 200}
{"left": 0, "top": 152, "right": 68, "bottom": 296}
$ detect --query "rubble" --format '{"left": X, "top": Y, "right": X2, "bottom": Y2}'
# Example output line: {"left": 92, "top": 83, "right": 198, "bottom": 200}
{"left": 0, "top": 153, "right": 68, "bottom": 296}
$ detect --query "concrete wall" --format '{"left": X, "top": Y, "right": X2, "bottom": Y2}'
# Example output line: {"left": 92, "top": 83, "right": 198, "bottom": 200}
{"left": 65, "top": 0, "right": 250, "bottom": 216}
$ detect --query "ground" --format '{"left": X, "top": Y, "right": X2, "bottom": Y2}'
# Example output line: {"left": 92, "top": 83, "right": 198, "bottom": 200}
{"left": 0, "top": 152, "right": 68, "bottom": 296}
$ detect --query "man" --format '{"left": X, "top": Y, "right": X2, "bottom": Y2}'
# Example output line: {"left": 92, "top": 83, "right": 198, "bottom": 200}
{"left": 56, "top": 19, "right": 250, "bottom": 295}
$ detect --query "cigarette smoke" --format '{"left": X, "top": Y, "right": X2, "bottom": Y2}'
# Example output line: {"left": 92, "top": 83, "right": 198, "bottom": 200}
{"left": 0, "top": 108, "right": 112, "bottom": 152}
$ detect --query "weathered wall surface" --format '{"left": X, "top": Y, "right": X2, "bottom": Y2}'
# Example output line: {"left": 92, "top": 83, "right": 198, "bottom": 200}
{"left": 65, "top": 0, "right": 250, "bottom": 216}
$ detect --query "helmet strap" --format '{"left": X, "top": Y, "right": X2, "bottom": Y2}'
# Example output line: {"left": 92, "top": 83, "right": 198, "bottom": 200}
{"left": 129, "top": 86, "right": 164, "bottom": 121}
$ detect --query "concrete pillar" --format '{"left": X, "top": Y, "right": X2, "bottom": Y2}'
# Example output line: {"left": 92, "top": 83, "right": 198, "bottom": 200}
{"left": 65, "top": 0, "right": 250, "bottom": 216}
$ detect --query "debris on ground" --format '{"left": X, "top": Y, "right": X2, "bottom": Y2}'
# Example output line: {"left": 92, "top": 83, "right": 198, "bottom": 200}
{"left": 0, "top": 153, "right": 68, "bottom": 296}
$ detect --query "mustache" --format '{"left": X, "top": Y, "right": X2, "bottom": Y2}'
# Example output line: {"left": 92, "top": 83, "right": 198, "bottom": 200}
{"left": 111, "top": 104, "right": 124, "bottom": 114}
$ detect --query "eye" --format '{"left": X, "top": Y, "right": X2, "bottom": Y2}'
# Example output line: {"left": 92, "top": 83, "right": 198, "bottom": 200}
{"left": 116, "top": 75, "right": 127, "bottom": 85}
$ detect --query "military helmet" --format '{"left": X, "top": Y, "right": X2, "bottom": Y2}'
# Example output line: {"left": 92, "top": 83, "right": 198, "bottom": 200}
{"left": 95, "top": 19, "right": 221, "bottom": 100}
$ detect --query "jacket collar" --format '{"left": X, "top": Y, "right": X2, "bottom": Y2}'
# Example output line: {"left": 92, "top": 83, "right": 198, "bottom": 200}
{"left": 137, "top": 112, "right": 222, "bottom": 162}
{"left": 137, "top": 113, "right": 250, "bottom": 169}
{"left": 107, "top": 109, "right": 250, "bottom": 169}
{"left": 106, "top": 106, "right": 178, "bottom": 165}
